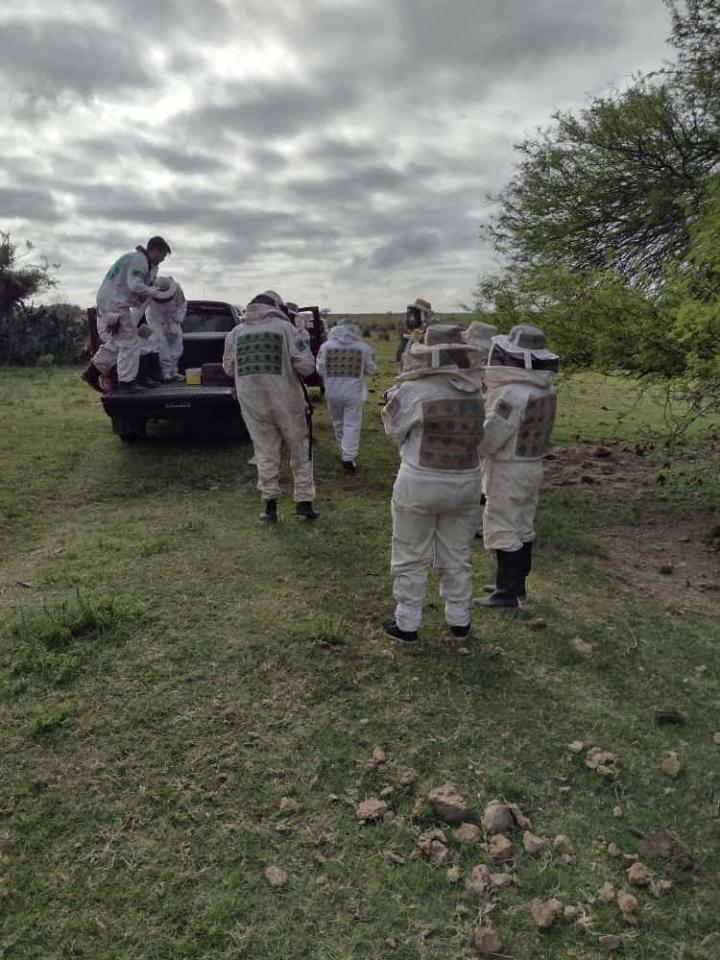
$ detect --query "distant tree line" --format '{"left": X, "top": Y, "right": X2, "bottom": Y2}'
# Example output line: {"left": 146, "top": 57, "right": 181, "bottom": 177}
{"left": 0, "top": 232, "right": 86, "bottom": 365}
{"left": 478, "top": 0, "right": 720, "bottom": 420}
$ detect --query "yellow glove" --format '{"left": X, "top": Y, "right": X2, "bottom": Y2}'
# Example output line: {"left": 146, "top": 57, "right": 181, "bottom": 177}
{"left": 137, "top": 324, "right": 153, "bottom": 339}
{"left": 156, "top": 277, "right": 171, "bottom": 292}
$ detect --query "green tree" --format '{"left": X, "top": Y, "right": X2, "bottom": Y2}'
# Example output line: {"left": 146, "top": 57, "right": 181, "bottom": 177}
{"left": 0, "top": 233, "right": 86, "bottom": 365}
{"left": 478, "top": 0, "right": 720, "bottom": 408}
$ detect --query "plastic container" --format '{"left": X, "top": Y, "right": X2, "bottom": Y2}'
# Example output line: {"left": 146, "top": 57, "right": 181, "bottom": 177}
{"left": 185, "top": 367, "right": 202, "bottom": 385}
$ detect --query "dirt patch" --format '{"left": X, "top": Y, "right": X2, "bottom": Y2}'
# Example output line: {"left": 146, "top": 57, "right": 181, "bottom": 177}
{"left": 543, "top": 440, "right": 661, "bottom": 493}
{"left": 544, "top": 442, "right": 720, "bottom": 618}
{"left": 601, "top": 508, "right": 720, "bottom": 618}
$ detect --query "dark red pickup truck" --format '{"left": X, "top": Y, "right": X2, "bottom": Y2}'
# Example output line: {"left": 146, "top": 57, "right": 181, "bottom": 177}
{"left": 87, "top": 300, "right": 327, "bottom": 441}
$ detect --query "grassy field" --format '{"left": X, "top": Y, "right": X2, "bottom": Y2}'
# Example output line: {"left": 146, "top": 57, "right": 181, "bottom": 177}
{"left": 1, "top": 341, "right": 719, "bottom": 960}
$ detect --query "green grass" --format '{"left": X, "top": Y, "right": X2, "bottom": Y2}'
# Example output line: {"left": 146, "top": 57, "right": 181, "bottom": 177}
{"left": 1, "top": 354, "right": 719, "bottom": 960}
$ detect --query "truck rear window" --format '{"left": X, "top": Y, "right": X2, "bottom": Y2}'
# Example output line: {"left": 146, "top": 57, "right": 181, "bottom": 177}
{"left": 184, "top": 308, "right": 235, "bottom": 334}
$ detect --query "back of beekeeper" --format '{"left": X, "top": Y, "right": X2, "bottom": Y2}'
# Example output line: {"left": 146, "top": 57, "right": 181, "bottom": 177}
{"left": 82, "top": 236, "right": 171, "bottom": 393}
{"left": 316, "top": 318, "right": 377, "bottom": 472}
{"left": 381, "top": 325, "right": 485, "bottom": 644}
{"left": 223, "top": 291, "right": 318, "bottom": 523}
{"left": 475, "top": 324, "right": 559, "bottom": 610}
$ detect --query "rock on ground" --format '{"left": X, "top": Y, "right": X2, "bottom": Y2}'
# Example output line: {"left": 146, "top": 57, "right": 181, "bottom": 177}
{"left": 474, "top": 925, "right": 502, "bottom": 955}
{"left": 487, "top": 834, "right": 513, "bottom": 864}
{"left": 264, "top": 865, "right": 288, "bottom": 888}
{"left": 417, "top": 828, "right": 450, "bottom": 866}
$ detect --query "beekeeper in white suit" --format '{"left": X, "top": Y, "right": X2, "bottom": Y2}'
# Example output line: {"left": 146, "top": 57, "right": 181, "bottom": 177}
{"left": 316, "top": 318, "right": 377, "bottom": 472}
{"left": 475, "top": 324, "right": 558, "bottom": 610}
{"left": 145, "top": 277, "right": 187, "bottom": 382}
{"left": 223, "top": 291, "right": 318, "bottom": 523}
{"left": 382, "top": 325, "right": 485, "bottom": 643}
{"left": 82, "top": 237, "right": 171, "bottom": 393}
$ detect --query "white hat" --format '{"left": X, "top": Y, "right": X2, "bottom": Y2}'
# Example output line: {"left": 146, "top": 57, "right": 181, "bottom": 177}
{"left": 488, "top": 324, "right": 559, "bottom": 371}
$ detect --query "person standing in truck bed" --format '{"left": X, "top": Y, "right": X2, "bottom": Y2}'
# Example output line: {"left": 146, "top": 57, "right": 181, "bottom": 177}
{"left": 81, "top": 236, "right": 171, "bottom": 394}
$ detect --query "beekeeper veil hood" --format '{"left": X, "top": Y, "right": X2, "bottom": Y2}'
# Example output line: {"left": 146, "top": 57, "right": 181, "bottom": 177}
{"left": 464, "top": 320, "right": 498, "bottom": 362}
{"left": 488, "top": 323, "right": 559, "bottom": 372}
{"left": 398, "top": 324, "right": 482, "bottom": 380}
{"left": 151, "top": 276, "right": 179, "bottom": 301}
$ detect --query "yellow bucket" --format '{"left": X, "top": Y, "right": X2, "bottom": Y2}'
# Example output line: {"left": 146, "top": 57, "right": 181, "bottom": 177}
{"left": 185, "top": 367, "right": 202, "bottom": 385}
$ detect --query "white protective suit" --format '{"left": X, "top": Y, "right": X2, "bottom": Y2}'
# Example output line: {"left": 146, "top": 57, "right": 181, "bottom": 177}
{"left": 481, "top": 353, "right": 557, "bottom": 552}
{"left": 145, "top": 281, "right": 187, "bottom": 380}
{"left": 383, "top": 333, "right": 485, "bottom": 632}
{"left": 92, "top": 248, "right": 161, "bottom": 383}
{"left": 223, "top": 294, "right": 316, "bottom": 502}
{"left": 316, "top": 321, "right": 377, "bottom": 462}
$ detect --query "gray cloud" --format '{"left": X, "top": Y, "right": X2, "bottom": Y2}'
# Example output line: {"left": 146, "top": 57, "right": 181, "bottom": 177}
{"left": 0, "top": 0, "right": 671, "bottom": 310}
{"left": 0, "top": 19, "right": 152, "bottom": 99}
{"left": 0, "top": 186, "right": 62, "bottom": 222}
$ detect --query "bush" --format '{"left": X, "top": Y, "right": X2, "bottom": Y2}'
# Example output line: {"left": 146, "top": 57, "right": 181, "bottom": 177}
{"left": 0, "top": 302, "right": 87, "bottom": 366}
{"left": 361, "top": 326, "right": 372, "bottom": 338}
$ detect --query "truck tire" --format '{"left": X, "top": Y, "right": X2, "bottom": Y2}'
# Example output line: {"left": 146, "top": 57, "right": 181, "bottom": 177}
{"left": 112, "top": 416, "right": 147, "bottom": 441}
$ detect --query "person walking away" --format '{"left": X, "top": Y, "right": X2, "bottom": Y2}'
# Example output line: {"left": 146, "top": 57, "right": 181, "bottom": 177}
{"left": 223, "top": 290, "right": 318, "bottom": 523}
{"left": 316, "top": 318, "right": 377, "bottom": 472}
{"left": 382, "top": 325, "right": 485, "bottom": 643}
{"left": 82, "top": 236, "right": 171, "bottom": 394}
{"left": 145, "top": 278, "right": 187, "bottom": 381}
{"left": 475, "top": 324, "right": 558, "bottom": 610}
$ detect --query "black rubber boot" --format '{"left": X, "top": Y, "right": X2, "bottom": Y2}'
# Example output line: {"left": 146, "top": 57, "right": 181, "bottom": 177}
{"left": 117, "top": 379, "right": 147, "bottom": 394}
{"left": 475, "top": 549, "right": 522, "bottom": 609}
{"left": 383, "top": 621, "right": 418, "bottom": 644}
{"left": 342, "top": 460, "right": 357, "bottom": 473}
{"left": 137, "top": 354, "right": 161, "bottom": 388}
{"left": 518, "top": 540, "right": 533, "bottom": 598}
{"left": 296, "top": 501, "right": 319, "bottom": 520}
{"left": 449, "top": 624, "right": 472, "bottom": 640}
{"left": 259, "top": 499, "right": 278, "bottom": 524}
{"left": 81, "top": 362, "right": 102, "bottom": 392}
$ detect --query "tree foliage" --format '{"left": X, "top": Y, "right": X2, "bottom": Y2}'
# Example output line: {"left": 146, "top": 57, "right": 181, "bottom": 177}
{"left": 0, "top": 232, "right": 86, "bottom": 365}
{"left": 478, "top": 0, "right": 720, "bottom": 414}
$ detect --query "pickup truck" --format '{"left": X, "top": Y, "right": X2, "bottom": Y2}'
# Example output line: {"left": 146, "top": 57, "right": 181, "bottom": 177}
{"left": 87, "top": 300, "right": 327, "bottom": 441}
{"left": 87, "top": 299, "right": 243, "bottom": 440}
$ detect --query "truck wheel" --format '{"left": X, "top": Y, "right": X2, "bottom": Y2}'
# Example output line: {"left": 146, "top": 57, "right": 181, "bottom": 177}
{"left": 112, "top": 417, "right": 147, "bottom": 441}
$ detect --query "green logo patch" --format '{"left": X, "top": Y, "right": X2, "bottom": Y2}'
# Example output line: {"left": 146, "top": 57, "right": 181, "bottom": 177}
{"left": 236, "top": 331, "right": 284, "bottom": 376}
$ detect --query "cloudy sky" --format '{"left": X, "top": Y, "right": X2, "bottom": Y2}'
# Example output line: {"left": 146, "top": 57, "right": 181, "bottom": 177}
{"left": 1, "top": 0, "right": 672, "bottom": 312}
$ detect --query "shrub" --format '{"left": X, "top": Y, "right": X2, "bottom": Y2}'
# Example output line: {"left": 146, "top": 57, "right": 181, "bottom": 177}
{"left": 0, "top": 302, "right": 87, "bottom": 366}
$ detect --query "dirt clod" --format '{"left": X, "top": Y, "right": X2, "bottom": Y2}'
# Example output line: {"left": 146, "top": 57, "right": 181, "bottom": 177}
{"left": 598, "top": 934, "right": 623, "bottom": 951}
{"left": 356, "top": 798, "right": 388, "bottom": 822}
{"left": 564, "top": 905, "right": 580, "bottom": 922}
{"left": 661, "top": 751, "right": 681, "bottom": 778}
{"left": 474, "top": 925, "right": 502, "bottom": 955}
{"left": 399, "top": 770, "right": 417, "bottom": 787}
{"left": 523, "top": 831, "right": 547, "bottom": 856}
{"left": 478, "top": 643, "right": 505, "bottom": 657}
{"left": 586, "top": 747, "right": 619, "bottom": 780}
{"left": 618, "top": 890, "right": 640, "bottom": 925}
{"left": 455, "top": 823, "right": 481, "bottom": 843}
{"left": 466, "top": 864, "right": 491, "bottom": 895}
{"left": 608, "top": 843, "right": 623, "bottom": 858}
{"left": 553, "top": 834, "right": 575, "bottom": 857}
{"left": 526, "top": 617, "right": 547, "bottom": 630}
{"left": 279, "top": 796, "right": 300, "bottom": 814}
{"left": 418, "top": 828, "right": 450, "bottom": 866}
{"left": 446, "top": 865, "right": 463, "bottom": 883}
{"left": 598, "top": 882, "right": 615, "bottom": 903}
{"left": 428, "top": 783, "right": 469, "bottom": 825}
{"left": 572, "top": 637, "right": 599, "bottom": 656}
{"left": 264, "top": 865, "right": 288, "bottom": 888}
{"left": 490, "top": 872, "right": 516, "bottom": 889}
{"left": 568, "top": 740, "right": 586, "bottom": 754}
{"left": 626, "top": 861, "right": 653, "bottom": 887}
{"left": 531, "top": 897, "right": 563, "bottom": 929}
{"left": 487, "top": 834, "right": 513, "bottom": 864}
{"left": 370, "top": 745, "right": 388, "bottom": 767}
